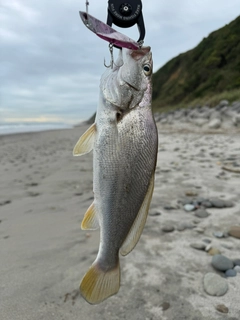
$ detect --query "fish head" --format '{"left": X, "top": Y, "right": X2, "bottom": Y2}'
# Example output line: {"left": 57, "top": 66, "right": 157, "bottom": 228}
{"left": 101, "top": 47, "right": 152, "bottom": 110}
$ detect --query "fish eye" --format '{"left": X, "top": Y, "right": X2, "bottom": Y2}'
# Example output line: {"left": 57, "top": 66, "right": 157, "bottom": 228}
{"left": 143, "top": 64, "right": 151, "bottom": 75}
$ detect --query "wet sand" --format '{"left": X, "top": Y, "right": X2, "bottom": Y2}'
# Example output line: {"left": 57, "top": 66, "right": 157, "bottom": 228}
{"left": 0, "top": 125, "right": 240, "bottom": 320}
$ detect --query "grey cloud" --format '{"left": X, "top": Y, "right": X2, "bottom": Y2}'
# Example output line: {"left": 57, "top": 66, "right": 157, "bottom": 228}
{"left": 0, "top": 0, "right": 239, "bottom": 123}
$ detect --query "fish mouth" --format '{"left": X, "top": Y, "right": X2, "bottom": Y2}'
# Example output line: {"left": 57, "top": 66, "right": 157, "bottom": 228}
{"left": 125, "top": 81, "right": 139, "bottom": 91}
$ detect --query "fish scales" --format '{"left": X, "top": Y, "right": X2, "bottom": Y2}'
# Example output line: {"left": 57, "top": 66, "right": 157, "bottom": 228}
{"left": 73, "top": 46, "right": 158, "bottom": 304}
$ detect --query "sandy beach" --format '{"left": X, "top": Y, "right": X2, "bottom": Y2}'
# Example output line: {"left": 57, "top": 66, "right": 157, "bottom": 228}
{"left": 0, "top": 124, "right": 240, "bottom": 320}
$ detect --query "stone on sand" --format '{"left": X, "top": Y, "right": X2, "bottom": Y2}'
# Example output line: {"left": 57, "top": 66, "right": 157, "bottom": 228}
{"left": 194, "top": 208, "right": 209, "bottom": 218}
{"left": 203, "top": 273, "right": 228, "bottom": 296}
{"left": 225, "top": 269, "right": 237, "bottom": 277}
{"left": 215, "top": 304, "right": 229, "bottom": 314}
{"left": 228, "top": 226, "right": 240, "bottom": 239}
{"left": 212, "top": 254, "right": 234, "bottom": 271}
{"left": 208, "top": 118, "right": 221, "bottom": 129}
{"left": 190, "top": 242, "right": 206, "bottom": 250}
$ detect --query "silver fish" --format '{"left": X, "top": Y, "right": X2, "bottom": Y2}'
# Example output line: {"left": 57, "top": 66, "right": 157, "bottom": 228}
{"left": 73, "top": 47, "right": 158, "bottom": 304}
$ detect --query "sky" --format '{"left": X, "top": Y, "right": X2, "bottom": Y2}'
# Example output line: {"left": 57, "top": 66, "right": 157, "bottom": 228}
{"left": 0, "top": 0, "right": 239, "bottom": 124}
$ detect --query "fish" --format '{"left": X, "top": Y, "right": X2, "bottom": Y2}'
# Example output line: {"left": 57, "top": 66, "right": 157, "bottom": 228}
{"left": 73, "top": 46, "right": 158, "bottom": 304}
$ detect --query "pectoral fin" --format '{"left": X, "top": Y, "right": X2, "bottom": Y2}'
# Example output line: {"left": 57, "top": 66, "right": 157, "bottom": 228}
{"left": 120, "top": 174, "right": 155, "bottom": 256}
{"left": 73, "top": 123, "right": 96, "bottom": 156}
{"left": 81, "top": 202, "right": 99, "bottom": 230}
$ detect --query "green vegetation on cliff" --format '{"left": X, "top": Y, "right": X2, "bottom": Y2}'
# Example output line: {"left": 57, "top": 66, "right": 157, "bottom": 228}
{"left": 152, "top": 15, "right": 240, "bottom": 110}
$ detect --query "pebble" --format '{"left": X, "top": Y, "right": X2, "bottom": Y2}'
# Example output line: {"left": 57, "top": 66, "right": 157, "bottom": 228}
{"left": 223, "top": 201, "right": 234, "bottom": 208}
{"left": 212, "top": 254, "right": 234, "bottom": 271}
{"left": 209, "top": 198, "right": 226, "bottom": 208}
{"left": 202, "top": 238, "right": 211, "bottom": 244}
{"left": 149, "top": 209, "right": 161, "bottom": 216}
{"left": 161, "top": 302, "right": 170, "bottom": 311}
{"left": 162, "top": 225, "right": 175, "bottom": 233}
{"left": 208, "top": 248, "right": 221, "bottom": 256}
{"left": 194, "top": 209, "right": 209, "bottom": 218}
{"left": 213, "top": 231, "right": 224, "bottom": 238}
{"left": 215, "top": 304, "right": 229, "bottom": 314}
{"left": 185, "top": 191, "right": 198, "bottom": 196}
{"left": 190, "top": 242, "right": 206, "bottom": 250}
{"left": 225, "top": 269, "right": 237, "bottom": 277}
{"left": 184, "top": 204, "right": 195, "bottom": 212}
{"left": 194, "top": 197, "right": 205, "bottom": 204}
{"left": 177, "top": 222, "right": 195, "bottom": 231}
{"left": 208, "top": 118, "right": 221, "bottom": 129}
{"left": 0, "top": 200, "right": 11, "bottom": 206}
{"left": 203, "top": 273, "right": 228, "bottom": 296}
{"left": 234, "top": 265, "right": 240, "bottom": 273}
{"left": 194, "top": 227, "right": 204, "bottom": 234}
{"left": 233, "top": 259, "right": 240, "bottom": 266}
{"left": 201, "top": 201, "right": 212, "bottom": 208}
{"left": 164, "top": 206, "right": 176, "bottom": 210}
{"left": 228, "top": 226, "right": 240, "bottom": 239}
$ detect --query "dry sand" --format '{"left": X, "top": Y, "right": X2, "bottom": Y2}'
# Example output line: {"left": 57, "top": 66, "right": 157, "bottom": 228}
{"left": 0, "top": 125, "right": 240, "bottom": 320}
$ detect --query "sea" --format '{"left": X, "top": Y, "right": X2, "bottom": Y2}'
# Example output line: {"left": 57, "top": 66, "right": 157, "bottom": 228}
{"left": 0, "top": 122, "right": 74, "bottom": 136}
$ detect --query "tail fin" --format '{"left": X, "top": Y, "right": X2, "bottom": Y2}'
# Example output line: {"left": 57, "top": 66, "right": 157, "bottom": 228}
{"left": 80, "top": 260, "right": 120, "bottom": 304}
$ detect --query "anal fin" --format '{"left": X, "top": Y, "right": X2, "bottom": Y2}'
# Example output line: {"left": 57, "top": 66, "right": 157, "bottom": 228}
{"left": 120, "top": 174, "right": 155, "bottom": 256}
{"left": 81, "top": 202, "right": 99, "bottom": 230}
{"left": 73, "top": 123, "right": 96, "bottom": 156}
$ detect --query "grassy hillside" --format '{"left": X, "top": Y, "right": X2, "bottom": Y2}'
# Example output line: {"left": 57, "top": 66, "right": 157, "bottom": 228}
{"left": 152, "top": 15, "right": 240, "bottom": 110}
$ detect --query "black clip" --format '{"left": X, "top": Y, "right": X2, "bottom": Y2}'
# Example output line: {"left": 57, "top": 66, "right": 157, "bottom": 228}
{"left": 107, "top": 0, "right": 145, "bottom": 44}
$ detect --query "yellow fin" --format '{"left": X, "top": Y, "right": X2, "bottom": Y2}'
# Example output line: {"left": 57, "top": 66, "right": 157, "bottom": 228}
{"left": 73, "top": 123, "right": 96, "bottom": 156}
{"left": 81, "top": 202, "right": 99, "bottom": 230}
{"left": 120, "top": 174, "right": 155, "bottom": 256}
{"left": 80, "top": 260, "right": 120, "bottom": 304}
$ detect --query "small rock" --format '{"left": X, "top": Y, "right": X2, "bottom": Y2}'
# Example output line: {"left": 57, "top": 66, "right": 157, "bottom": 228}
{"left": 233, "top": 259, "right": 240, "bottom": 266}
{"left": 177, "top": 222, "right": 195, "bottom": 231}
{"left": 161, "top": 302, "right": 170, "bottom": 311}
{"left": 185, "top": 191, "right": 198, "bottom": 196}
{"left": 184, "top": 204, "right": 195, "bottom": 212}
{"left": 162, "top": 225, "right": 175, "bottom": 233}
{"left": 228, "top": 226, "right": 240, "bottom": 239}
{"left": 208, "top": 247, "right": 221, "bottom": 256}
{"left": 202, "top": 238, "right": 211, "bottom": 244}
{"left": 219, "top": 100, "right": 229, "bottom": 107}
{"left": 201, "top": 201, "right": 212, "bottom": 208}
{"left": 194, "top": 209, "right": 209, "bottom": 218}
{"left": 225, "top": 269, "right": 237, "bottom": 277}
{"left": 215, "top": 304, "right": 229, "bottom": 314}
{"left": 0, "top": 200, "right": 11, "bottom": 206}
{"left": 164, "top": 206, "right": 176, "bottom": 210}
{"left": 203, "top": 273, "right": 228, "bottom": 296}
{"left": 213, "top": 231, "right": 224, "bottom": 238}
{"left": 205, "top": 244, "right": 212, "bottom": 251}
{"left": 194, "top": 197, "right": 206, "bottom": 205}
{"left": 212, "top": 254, "right": 234, "bottom": 271}
{"left": 209, "top": 198, "right": 225, "bottom": 208}
{"left": 149, "top": 209, "right": 161, "bottom": 216}
{"left": 190, "top": 242, "right": 206, "bottom": 250}
{"left": 223, "top": 201, "right": 234, "bottom": 208}
{"left": 234, "top": 265, "right": 240, "bottom": 273}
{"left": 26, "top": 182, "right": 39, "bottom": 187}
{"left": 208, "top": 118, "right": 221, "bottom": 129}
{"left": 194, "top": 227, "right": 205, "bottom": 234}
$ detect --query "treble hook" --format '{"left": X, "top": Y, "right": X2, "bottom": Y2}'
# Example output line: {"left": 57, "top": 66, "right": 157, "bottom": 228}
{"left": 104, "top": 43, "right": 114, "bottom": 69}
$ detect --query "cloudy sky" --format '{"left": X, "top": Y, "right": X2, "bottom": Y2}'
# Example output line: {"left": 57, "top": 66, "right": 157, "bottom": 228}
{"left": 0, "top": 0, "right": 239, "bottom": 124}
